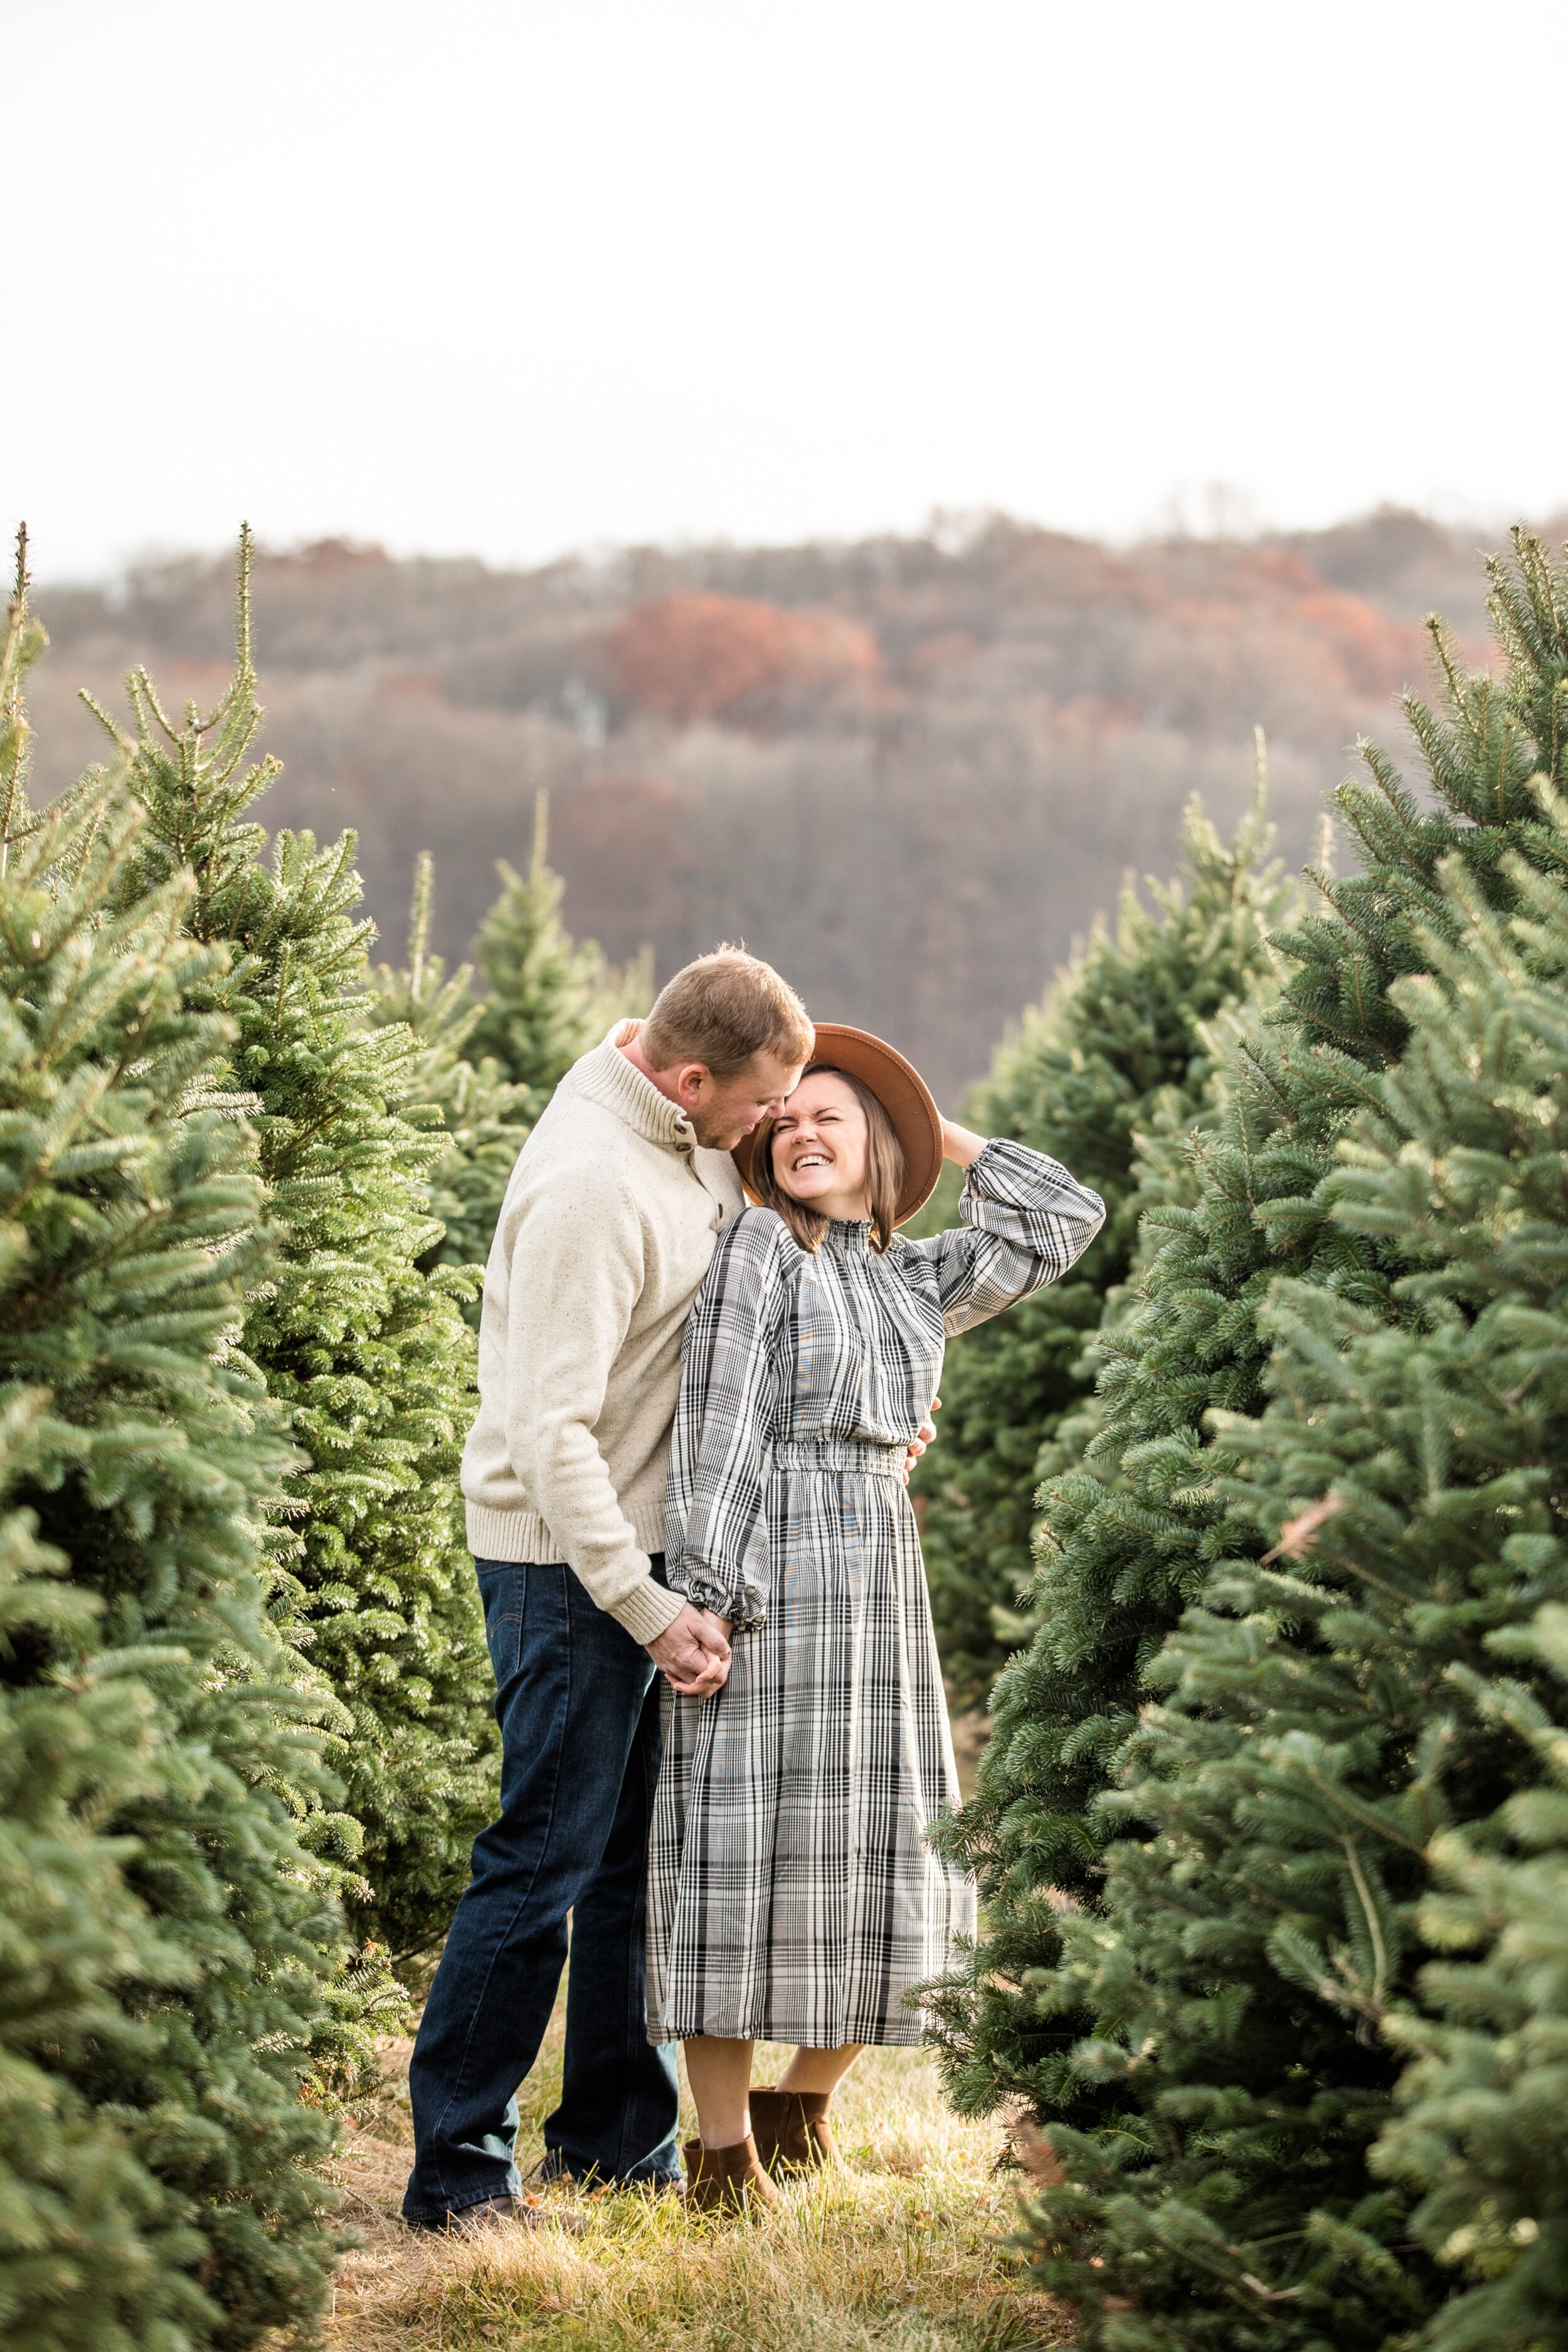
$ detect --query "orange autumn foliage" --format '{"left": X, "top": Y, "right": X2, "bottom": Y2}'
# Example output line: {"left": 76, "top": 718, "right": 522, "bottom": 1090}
{"left": 608, "top": 590, "right": 878, "bottom": 724}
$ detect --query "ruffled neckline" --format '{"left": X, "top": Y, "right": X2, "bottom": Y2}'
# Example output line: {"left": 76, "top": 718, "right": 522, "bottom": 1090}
{"left": 822, "top": 1218, "right": 874, "bottom": 1258}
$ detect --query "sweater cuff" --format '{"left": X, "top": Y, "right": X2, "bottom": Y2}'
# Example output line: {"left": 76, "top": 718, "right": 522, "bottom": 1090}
{"left": 609, "top": 1574, "right": 687, "bottom": 1647}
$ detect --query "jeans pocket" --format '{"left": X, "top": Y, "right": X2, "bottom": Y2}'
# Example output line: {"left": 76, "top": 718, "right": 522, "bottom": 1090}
{"left": 475, "top": 1560, "right": 527, "bottom": 1684}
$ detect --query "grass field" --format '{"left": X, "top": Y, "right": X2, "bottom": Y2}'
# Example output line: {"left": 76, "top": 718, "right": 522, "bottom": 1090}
{"left": 320, "top": 1999, "right": 1072, "bottom": 2352}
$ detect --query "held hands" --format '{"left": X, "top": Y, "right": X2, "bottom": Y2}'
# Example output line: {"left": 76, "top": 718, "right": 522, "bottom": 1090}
{"left": 648, "top": 1601, "right": 732, "bottom": 1697}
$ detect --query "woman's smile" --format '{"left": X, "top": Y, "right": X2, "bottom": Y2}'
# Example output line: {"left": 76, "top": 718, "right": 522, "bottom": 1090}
{"left": 771, "top": 1075, "right": 873, "bottom": 1219}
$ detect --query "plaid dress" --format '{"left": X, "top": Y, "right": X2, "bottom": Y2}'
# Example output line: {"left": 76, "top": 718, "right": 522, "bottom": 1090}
{"left": 646, "top": 1139, "right": 1104, "bottom": 2048}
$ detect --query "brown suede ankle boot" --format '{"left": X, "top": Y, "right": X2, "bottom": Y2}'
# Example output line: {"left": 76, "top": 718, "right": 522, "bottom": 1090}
{"left": 748, "top": 2087, "right": 837, "bottom": 2174}
{"left": 682, "top": 2135, "right": 781, "bottom": 2213}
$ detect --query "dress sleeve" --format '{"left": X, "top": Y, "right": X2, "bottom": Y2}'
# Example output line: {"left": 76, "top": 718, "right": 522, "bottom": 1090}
{"left": 903, "top": 1137, "right": 1106, "bottom": 1336}
{"left": 664, "top": 1210, "right": 790, "bottom": 1631}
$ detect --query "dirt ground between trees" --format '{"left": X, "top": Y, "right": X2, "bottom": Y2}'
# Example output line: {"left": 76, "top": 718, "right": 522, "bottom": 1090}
{"left": 317, "top": 1997, "right": 1072, "bottom": 2352}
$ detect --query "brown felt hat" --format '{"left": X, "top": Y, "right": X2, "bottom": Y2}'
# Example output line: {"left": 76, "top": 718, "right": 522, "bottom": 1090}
{"left": 733, "top": 1023, "right": 945, "bottom": 1227}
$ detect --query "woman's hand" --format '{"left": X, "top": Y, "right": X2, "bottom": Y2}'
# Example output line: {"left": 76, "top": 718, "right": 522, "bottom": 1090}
{"left": 940, "top": 1116, "right": 987, "bottom": 1169}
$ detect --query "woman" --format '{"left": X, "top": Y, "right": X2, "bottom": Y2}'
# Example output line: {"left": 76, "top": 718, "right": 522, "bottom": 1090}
{"left": 647, "top": 1025, "right": 1104, "bottom": 2211}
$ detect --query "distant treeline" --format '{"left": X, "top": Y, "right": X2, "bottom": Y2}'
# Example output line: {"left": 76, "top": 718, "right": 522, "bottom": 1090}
{"left": 31, "top": 506, "right": 1527, "bottom": 1098}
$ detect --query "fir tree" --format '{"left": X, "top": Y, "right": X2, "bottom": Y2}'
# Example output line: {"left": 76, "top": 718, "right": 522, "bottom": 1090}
{"left": 0, "top": 551, "right": 363, "bottom": 2346}
{"left": 915, "top": 776, "right": 1289, "bottom": 1703}
{"left": 945, "top": 536, "right": 1568, "bottom": 2346}
{"left": 368, "top": 850, "right": 531, "bottom": 1290}
{"left": 467, "top": 790, "right": 648, "bottom": 1116}
{"left": 92, "top": 532, "right": 495, "bottom": 1960}
{"left": 370, "top": 808, "right": 645, "bottom": 1314}
{"left": 1377, "top": 1603, "right": 1568, "bottom": 2351}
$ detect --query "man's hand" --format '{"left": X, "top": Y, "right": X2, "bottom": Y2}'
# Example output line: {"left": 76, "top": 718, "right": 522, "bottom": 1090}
{"left": 903, "top": 1397, "right": 941, "bottom": 1485}
{"left": 648, "top": 1601, "right": 732, "bottom": 1696}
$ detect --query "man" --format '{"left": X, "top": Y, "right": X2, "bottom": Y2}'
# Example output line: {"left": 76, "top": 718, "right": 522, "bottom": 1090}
{"left": 403, "top": 947, "right": 814, "bottom": 2230}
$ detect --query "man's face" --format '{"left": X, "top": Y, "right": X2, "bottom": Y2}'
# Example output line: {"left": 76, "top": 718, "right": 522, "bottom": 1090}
{"left": 681, "top": 1050, "right": 805, "bottom": 1151}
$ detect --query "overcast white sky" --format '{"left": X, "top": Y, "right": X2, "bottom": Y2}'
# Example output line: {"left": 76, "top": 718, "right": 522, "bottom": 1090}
{"left": 8, "top": 0, "right": 1564, "bottom": 582}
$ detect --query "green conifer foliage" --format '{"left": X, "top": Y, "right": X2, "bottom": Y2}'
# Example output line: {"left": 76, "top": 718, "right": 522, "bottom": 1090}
{"left": 467, "top": 791, "right": 649, "bottom": 1117}
{"left": 0, "top": 561, "right": 355, "bottom": 2345}
{"left": 368, "top": 851, "right": 531, "bottom": 1289}
{"left": 948, "top": 538, "right": 1568, "bottom": 2346}
{"left": 95, "top": 534, "right": 495, "bottom": 1960}
{"left": 915, "top": 779, "right": 1290, "bottom": 1703}
{"left": 1376, "top": 1603, "right": 1568, "bottom": 2351}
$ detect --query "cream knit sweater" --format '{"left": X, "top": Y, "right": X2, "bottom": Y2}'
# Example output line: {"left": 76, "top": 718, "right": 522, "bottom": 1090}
{"left": 460, "top": 1022, "right": 744, "bottom": 1646}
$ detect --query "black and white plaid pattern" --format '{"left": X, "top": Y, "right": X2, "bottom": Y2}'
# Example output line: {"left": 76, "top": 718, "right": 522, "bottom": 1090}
{"left": 647, "top": 1139, "right": 1105, "bottom": 2047}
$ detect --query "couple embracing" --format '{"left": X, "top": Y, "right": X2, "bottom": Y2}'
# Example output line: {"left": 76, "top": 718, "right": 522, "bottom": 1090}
{"left": 402, "top": 950, "right": 1104, "bottom": 2225}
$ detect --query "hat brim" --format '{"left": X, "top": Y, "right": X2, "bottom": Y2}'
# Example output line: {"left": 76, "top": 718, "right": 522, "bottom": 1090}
{"left": 733, "top": 1023, "right": 945, "bottom": 1228}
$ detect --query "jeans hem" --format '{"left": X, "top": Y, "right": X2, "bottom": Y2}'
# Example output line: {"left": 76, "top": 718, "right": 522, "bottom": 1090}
{"left": 539, "top": 2166, "right": 685, "bottom": 2190}
{"left": 402, "top": 2185, "right": 517, "bottom": 2229}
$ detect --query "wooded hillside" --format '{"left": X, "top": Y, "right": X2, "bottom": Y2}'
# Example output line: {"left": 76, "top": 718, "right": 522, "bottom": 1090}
{"left": 29, "top": 506, "right": 1522, "bottom": 1098}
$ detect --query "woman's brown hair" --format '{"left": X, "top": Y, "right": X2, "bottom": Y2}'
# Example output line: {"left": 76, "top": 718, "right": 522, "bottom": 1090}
{"left": 750, "top": 1065, "right": 906, "bottom": 1255}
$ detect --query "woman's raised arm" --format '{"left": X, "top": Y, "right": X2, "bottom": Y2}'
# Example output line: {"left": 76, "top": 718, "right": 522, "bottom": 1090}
{"left": 904, "top": 1132, "right": 1105, "bottom": 1335}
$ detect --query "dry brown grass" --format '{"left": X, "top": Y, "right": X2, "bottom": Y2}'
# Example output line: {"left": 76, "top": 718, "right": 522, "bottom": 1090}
{"left": 321, "top": 2003, "right": 1073, "bottom": 2352}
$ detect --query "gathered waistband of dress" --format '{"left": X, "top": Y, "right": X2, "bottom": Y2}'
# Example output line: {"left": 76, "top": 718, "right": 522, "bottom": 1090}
{"left": 773, "top": 1438, "right": 907, "bottom": 1479}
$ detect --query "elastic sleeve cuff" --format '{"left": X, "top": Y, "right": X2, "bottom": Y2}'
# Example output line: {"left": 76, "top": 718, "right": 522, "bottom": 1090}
{"left": 608, "top": 1575, "right": 688, "bottom": 1646}
{"left": 957, "top": 1136, "right": 1009, "bottom": 1202}
{"left": 670, "top": 1568, "right": 766, "bottom": 1634}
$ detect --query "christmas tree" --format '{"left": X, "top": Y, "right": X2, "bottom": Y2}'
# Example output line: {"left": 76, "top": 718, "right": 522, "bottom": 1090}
{"left": 1377, "top": 1603, "right": 1568, "bottom": 2351}
{"left": 93, "top": 532, "right": 495, "bottom": 1960}
{"left": 0, "top": 549, "right": 360, "bottom": 2346}
{"left": 369, "top": 801, "right": 642, "bottom": 1312}
{"left": 946, "top": 535, "right": 1568, "bottom": 2347}
{"left": 368, "top": 850, "right": 532, "bottom": 1292}
{"left": 916, "top": 774, "right": 1290, "bottom": 1703}
{"left": 466, "top": 790, "right": 649, "bottom": 1117}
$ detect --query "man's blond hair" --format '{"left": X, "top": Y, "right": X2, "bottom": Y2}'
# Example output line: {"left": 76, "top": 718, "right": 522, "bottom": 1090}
{"left": 640, "top": 946, "right": 813, "bottom": 1079}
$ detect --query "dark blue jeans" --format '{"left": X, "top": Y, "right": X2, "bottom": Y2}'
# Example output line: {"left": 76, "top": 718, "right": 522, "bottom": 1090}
{"left": 402, "top": 1558, "right": 681, "bottom": 2222}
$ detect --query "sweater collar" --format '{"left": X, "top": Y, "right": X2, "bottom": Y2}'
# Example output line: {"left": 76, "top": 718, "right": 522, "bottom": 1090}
{"left": 567, "top": 1021, "right": 698, "bottom": 1156}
